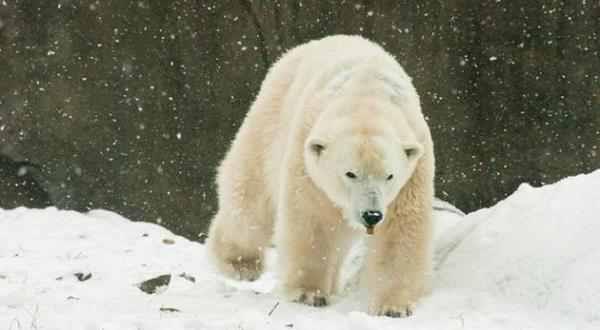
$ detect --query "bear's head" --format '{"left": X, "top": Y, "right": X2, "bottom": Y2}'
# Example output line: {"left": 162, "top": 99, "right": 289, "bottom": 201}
{"left": 304, "top": 93, "right": 424, "bottom": 231}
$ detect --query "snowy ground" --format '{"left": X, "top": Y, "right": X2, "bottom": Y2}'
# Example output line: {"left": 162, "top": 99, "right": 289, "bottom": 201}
{"left": 2, "top": 170, "right": 600, "bottom": 330}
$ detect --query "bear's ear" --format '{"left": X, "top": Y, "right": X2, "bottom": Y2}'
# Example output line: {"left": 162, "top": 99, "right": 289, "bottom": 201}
{"left": 402, "top": 142, "right": 424, "bottom": 160}
{"left": 307, "top": 138, "right": 327, "bottom": 157}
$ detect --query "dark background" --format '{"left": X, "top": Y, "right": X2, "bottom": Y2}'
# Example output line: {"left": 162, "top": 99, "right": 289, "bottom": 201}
{"left": 1, "top": 1, "right": 599, "bottom": 240}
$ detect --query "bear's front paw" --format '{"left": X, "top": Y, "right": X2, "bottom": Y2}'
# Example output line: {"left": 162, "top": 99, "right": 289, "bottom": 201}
{"left": 224, "top": 256, "right": 263, "bottom": 281}
{"left": 289, "top": 289, "right": 329, "bottom": 307}
{"left": 369, "top": 303, "right": 415, "bottom": 318}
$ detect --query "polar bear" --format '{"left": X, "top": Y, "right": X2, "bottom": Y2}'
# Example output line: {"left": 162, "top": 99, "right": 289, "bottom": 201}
{"left": 206, "top": 35, "right": 434, "bottom": 317}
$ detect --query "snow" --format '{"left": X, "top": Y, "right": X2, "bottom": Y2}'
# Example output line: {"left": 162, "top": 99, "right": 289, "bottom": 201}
{"left": 2, "top": 170, "right": 600, "bottom": 329}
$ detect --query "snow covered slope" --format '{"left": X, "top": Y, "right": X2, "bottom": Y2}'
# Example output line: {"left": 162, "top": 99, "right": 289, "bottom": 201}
{"left": 1, "top": 170, "right": 599, "bottom": 330}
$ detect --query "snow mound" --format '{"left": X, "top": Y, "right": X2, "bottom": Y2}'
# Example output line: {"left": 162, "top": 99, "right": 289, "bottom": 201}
{"left": 431, "top": 171, "right": 600, "bottom": 329}
{"left": 1, "top": 170, "right": 599, "bottom": 329}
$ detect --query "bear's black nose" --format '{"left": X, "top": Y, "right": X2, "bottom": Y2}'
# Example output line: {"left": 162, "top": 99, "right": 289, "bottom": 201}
{"left": 362, "top": 210, "right": 383, "bottom": 226}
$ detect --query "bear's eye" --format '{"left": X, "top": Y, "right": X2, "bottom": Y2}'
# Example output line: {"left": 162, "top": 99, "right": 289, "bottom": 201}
{"left": 405, "top": 148, "right": 418, "bottom": 158}
{"left": 345, "top": 171, "right": 357, "bottom": 179}
{"left": 310, "top": 143, "right": 326, "bottom": 156}
{"left": 386, "top": 174, "right": 394, "bottom": 181}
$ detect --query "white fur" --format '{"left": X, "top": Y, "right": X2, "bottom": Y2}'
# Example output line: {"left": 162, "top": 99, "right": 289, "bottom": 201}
{"left": 206, "top": 35, "right": 435, "bottom": 317}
